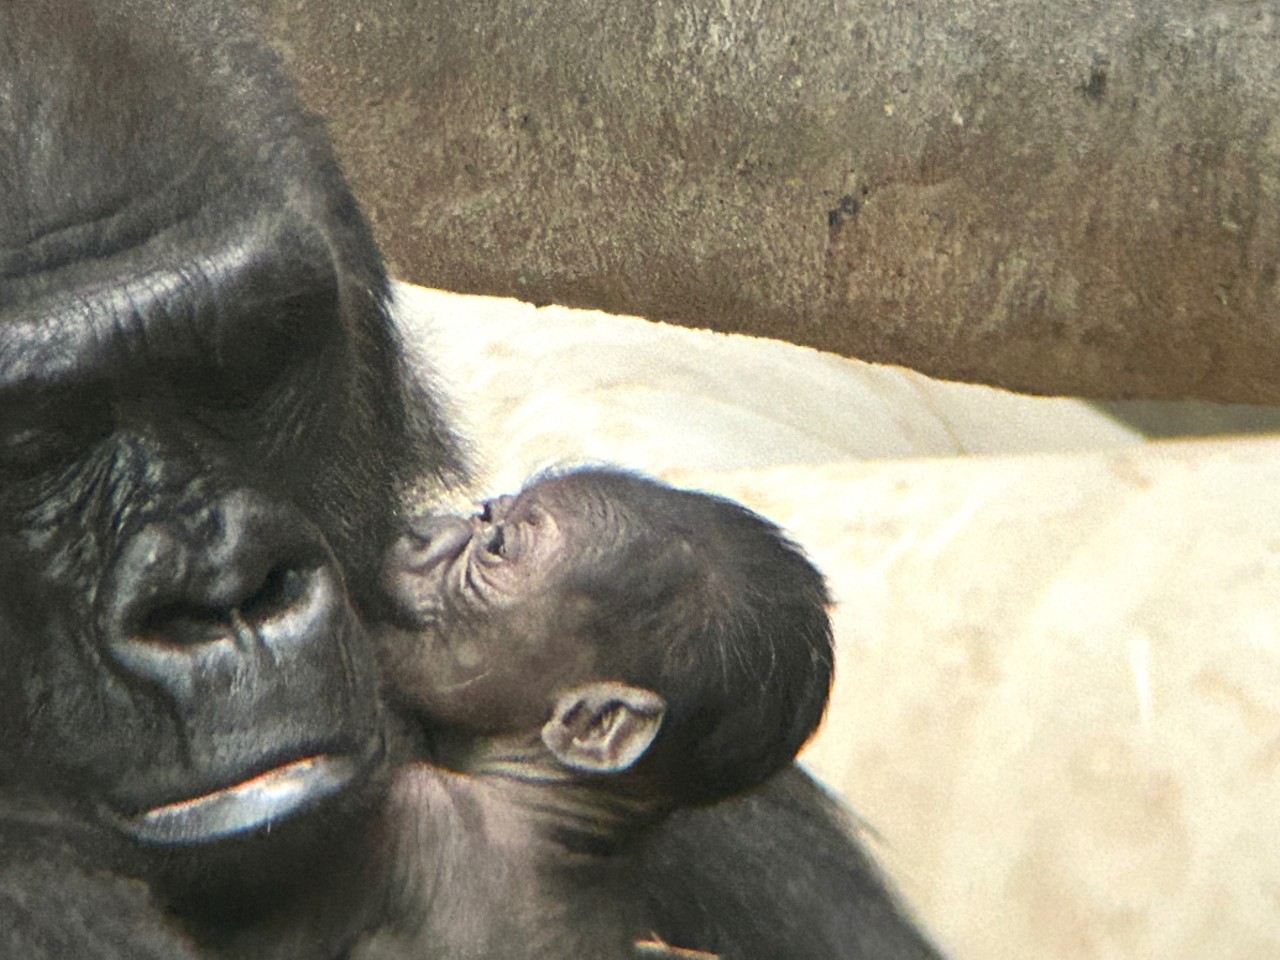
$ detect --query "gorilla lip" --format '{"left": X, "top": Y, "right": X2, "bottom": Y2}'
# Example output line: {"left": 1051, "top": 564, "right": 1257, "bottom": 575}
{"left": 121, "top": 750, "right": 373, "bottom": 845}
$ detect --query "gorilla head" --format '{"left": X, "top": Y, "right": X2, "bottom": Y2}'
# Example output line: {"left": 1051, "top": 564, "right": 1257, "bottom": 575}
{"left": 0, "top": 0, "right": 461, "bottom": 849}
{"left": 0, "top": 5, "right": 943, "bottom": 958}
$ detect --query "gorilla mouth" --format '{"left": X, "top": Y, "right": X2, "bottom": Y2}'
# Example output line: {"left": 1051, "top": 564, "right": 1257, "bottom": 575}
{"left": 122, "top": 745, "right": 379, "bottom": 845}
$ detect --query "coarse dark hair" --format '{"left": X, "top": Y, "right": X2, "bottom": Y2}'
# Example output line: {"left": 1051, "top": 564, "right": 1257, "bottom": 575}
{"left": 545, "top": 468, "right": 834, "bottom": 807}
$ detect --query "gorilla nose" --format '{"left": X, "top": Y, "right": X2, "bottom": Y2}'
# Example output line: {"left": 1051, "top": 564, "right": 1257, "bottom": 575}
{"left": 101, "top": 490, "right": 337, "bottom": 688}
{"left": 134, "top": 560, "right": 319, "bottom": 648}
{"left": 478, "top": 494, "right": 515, "bottom": 523}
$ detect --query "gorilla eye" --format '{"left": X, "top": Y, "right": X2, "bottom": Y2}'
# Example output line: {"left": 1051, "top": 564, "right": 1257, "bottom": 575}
{"left": 2, "top": 427, "right": 66, "bottom": 465}
{"left": 0, "top": 402, "right": 110, "bottom": 477}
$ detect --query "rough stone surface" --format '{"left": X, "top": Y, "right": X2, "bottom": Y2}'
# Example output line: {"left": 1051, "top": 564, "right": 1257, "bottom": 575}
{"left": 253, "top": 0, "right": 1279, "bottom": 402}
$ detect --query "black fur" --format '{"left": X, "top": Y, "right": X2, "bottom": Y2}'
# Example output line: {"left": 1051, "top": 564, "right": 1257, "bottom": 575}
{"left": 542, "top": 467, "right": 836, "bottom": 805}
{"left": 641, "top": 766, "right": 942, "bottom": 959}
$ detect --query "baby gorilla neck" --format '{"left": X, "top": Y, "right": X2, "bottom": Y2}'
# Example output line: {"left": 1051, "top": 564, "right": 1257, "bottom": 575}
{"left": 449, "top": 731, "right": 668, "bottom": 855}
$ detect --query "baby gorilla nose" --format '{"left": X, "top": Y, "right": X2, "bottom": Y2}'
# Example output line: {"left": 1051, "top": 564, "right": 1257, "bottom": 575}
{"left": 383, "top": 516, "right": 473, "bottom": 624}
{"left": 470, "top": 510, "right": 508, "bottom": 559}
{"left": 397, "top": 516, "right": 473, "bottom": 572}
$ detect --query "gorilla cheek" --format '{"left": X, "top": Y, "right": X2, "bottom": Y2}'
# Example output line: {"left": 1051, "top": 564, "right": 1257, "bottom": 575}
{"left": 18, "top": 487, "right": 384, "bottom": 843}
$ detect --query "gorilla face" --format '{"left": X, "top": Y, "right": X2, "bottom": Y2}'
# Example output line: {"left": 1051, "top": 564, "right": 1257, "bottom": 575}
{"left": 0, "top": 7, "right": 944, "bottom": 959}
{"left": 0, "top": 0, "right": 461, "bottom": 847}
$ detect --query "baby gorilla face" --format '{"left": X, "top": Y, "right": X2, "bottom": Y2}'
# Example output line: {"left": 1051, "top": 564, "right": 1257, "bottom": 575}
{"left": 379, "top": 480, "right": 601, "bottom": 732}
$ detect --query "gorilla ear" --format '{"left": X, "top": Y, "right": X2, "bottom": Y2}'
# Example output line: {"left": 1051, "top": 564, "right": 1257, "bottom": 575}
{"left": 542, "top": 682, "right": 666, "bottom": 774}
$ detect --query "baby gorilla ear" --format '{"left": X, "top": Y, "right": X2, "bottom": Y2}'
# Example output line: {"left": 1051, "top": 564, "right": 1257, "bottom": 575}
{"left": 541, "top": 682, "right": 666, "bottom": 773}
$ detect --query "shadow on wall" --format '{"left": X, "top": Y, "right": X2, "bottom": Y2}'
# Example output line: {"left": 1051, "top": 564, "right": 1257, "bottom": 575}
{"left": 1093, "top": 400, "right": 1280, "bottom": 439}
{"left": 252, "top": 0, "right": 1280, "bottom": 404}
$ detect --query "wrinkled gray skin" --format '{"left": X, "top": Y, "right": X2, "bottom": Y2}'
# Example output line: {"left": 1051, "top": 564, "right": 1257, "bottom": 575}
{"left": 0, "top": 2, "right": 939, "bottom": 958}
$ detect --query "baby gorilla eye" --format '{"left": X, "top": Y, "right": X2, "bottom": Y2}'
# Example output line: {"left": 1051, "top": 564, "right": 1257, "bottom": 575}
{"left": 485, "top": 526, "right": 506, "bottom": 558}
{"left": 477, "top": 495, "right": 517, "bottom": 525}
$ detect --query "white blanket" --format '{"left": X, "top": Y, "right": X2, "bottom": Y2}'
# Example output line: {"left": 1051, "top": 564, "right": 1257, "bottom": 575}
{"left": 396, "top": 283, "right": 1280, "bottom": 960}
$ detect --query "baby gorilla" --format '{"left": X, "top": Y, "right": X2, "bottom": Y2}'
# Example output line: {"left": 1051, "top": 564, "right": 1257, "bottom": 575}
{"left": 363, "top": 468, "right": 834, "bottom": 960}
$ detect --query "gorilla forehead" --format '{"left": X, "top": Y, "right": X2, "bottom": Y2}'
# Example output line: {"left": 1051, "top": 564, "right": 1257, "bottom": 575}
{"left": 0, "top": 0, "right": 335, "bottom": 309}
{"left": 4, "top": 2, "right": 228, "bottom": 238}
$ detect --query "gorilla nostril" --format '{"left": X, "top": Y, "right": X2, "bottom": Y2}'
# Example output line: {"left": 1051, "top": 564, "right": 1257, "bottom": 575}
{"left": 130, "top": 564, "right": 319, "bottom": 648}
{"left": 135, "top": 601, "right": 233, "bottom": 647}
{"left": 239, "top": 565, "right": 311, "bottom": 624}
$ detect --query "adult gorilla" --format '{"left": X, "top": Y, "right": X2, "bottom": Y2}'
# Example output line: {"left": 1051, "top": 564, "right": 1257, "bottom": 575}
{"left": 0, "top": 2, "right": 937, "bottom": 958}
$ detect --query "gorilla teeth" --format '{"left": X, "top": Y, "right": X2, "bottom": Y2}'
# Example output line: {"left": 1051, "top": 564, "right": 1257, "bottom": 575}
{"left": 122, "top": 755, "right": 358, "bottom": 845}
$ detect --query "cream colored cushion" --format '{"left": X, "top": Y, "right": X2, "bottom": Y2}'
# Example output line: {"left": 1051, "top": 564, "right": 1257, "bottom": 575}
{"left": 395, "top": 283, "right": 1280, "bottom": 960}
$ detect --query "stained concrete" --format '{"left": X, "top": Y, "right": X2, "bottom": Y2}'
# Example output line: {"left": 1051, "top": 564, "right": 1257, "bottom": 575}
{"left": 255, "top": 0, "right": 1279, "bottom": 403}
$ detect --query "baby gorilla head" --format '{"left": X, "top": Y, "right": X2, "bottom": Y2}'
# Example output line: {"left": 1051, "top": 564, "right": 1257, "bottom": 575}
{"left": 381, "top": 467, "right": 834, "bottom": 806}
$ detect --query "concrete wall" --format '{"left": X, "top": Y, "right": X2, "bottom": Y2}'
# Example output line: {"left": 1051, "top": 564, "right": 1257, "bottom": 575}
{"left": 254, "top": 0, "right": 1279, "bottom": 403}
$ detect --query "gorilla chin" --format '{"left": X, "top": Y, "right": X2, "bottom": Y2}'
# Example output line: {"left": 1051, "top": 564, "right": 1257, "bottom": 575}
{"left": 120, "top": 743, "right": 385, "bottom": 846}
